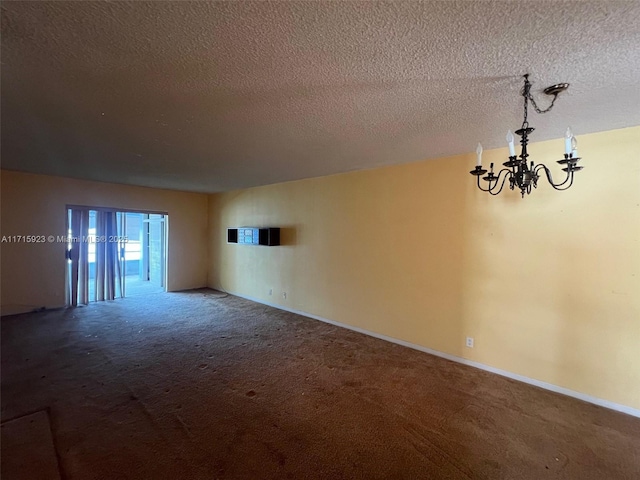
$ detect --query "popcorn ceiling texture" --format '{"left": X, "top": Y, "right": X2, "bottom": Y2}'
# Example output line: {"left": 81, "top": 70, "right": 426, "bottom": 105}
{"left": 1, "top": 1, "right": 639, "bottom": 192}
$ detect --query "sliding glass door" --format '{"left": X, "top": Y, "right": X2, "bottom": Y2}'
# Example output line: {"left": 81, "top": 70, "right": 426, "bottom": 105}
{"left": 145, "top": 214, "right": 166, "bottom": 289}
{"left": 66, "top": 207, "right": 167, "bottom": 306}
{"left": 121, "top": 212, "right": 166, "bottom": 297}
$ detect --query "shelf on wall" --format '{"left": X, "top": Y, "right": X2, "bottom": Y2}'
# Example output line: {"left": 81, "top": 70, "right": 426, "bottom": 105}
{"left": 227, "top": 227, "right": 280, "bottom": 246}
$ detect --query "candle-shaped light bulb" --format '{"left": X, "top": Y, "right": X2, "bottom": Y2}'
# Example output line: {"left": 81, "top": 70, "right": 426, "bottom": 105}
{"left": 476, "top": 143, "right": 483, "bottom": 166}
{"left": 506, "top": 130, "right": 516, "bottom": 157}
{"left": 490, "top": 162, "right": 494, "bottom": 173}
{"left": 571, "top": 135, "right": 578, "bottom": 158}
{"left": 565, "top": 127, "right": 573, "bottom": 155}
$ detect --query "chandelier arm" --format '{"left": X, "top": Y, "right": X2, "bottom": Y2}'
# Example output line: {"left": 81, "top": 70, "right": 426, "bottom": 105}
{"left": 550, "top": 173, "right": 575, "bottom": 191}
{"left": 535, "top": 164, "right": 573, "bottom": 189}
{"left": 476, "top": 174, "right": 492, "bottom": 192}
{"left": 489, "top": 169, "right": 512, "bottom": 195}
{"left": 476, "top": 169, "right": 511, "bottom": 195}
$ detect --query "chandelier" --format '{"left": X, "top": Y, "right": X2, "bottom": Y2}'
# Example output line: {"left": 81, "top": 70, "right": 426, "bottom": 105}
{"left": 470, "top": 74, "right": 583, "bottom": 197}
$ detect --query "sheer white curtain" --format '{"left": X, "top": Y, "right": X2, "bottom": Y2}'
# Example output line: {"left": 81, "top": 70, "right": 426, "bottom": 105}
{"left": 95, "top": 211, "right": 124, "bottom": 301}
{"left": 67, "top": 208, "right": 123, "bottom": 306}
{"left": 67, "top": 208, "right": 90, "bottom": 306}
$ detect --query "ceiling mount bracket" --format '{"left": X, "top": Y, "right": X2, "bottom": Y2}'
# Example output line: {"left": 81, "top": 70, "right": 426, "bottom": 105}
{"left": 543, "top": 83, "right": 570, "bottom": 96}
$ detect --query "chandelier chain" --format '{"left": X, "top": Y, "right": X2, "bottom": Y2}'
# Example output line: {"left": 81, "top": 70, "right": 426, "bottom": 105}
{"left": 522, "top": 74, "right": 559, "bottom": 127}
{"left": 527, "top": 91, "right": 559, "bottom": 115}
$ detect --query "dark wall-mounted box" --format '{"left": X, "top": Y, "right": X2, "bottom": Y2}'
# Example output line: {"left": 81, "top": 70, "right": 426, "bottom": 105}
{"left": 227, "top": 227, "right": 280, "bottom": 246}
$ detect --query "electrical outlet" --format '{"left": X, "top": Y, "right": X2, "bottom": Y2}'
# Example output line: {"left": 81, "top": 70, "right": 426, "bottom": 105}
{"left": 282, "top": 292, "right": 287, "bottom": 299}
{"left": 269, "top": 289, "right": 273, "bottom": 296}
{"left": 466, "top": 337, "right": 474, "bottom": 348}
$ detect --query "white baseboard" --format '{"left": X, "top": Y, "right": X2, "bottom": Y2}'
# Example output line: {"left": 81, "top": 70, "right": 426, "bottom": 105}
{"left": 223, "top": 290, "right": 640, "bottom": 419}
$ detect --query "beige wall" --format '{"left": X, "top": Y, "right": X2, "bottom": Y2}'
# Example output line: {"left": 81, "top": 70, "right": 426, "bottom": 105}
{"left": 208, "top": 126, "right": 640, "bottom": 411}
{"left": 1, "top": 171, "right": 208, "bottom": 315}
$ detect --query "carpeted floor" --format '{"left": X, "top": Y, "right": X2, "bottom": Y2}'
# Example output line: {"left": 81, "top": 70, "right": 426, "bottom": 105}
{"left": 1, "top": 410, "right": 61, "bottom": 480}
{"left": 2, "top": 289, "right": 639, "bottom": 479}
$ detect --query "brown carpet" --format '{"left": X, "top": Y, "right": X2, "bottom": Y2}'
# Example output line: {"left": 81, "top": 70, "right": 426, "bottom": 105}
{"left": 2, "top": 289, "right": 639, "bottom": 479}
{"left": 1, "top": 410, "right": 61, "bottom": 480}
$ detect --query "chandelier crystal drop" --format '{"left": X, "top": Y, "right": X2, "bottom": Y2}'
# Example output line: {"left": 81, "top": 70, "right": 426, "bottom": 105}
{"left": 470, "top": 74, "right": 583, "bottom": 198}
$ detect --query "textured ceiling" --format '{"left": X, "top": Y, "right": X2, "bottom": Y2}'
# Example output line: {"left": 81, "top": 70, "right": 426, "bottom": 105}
{"left": 2, "top": 1, "right": 640, "bottom": 193}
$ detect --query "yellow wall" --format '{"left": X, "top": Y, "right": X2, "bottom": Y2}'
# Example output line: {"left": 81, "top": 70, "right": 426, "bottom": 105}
{"left": 1, "top": 170, "right": 209, "bottom": 315}
{"left": 208, "top": 126, "right": 640, "bottom": 410}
